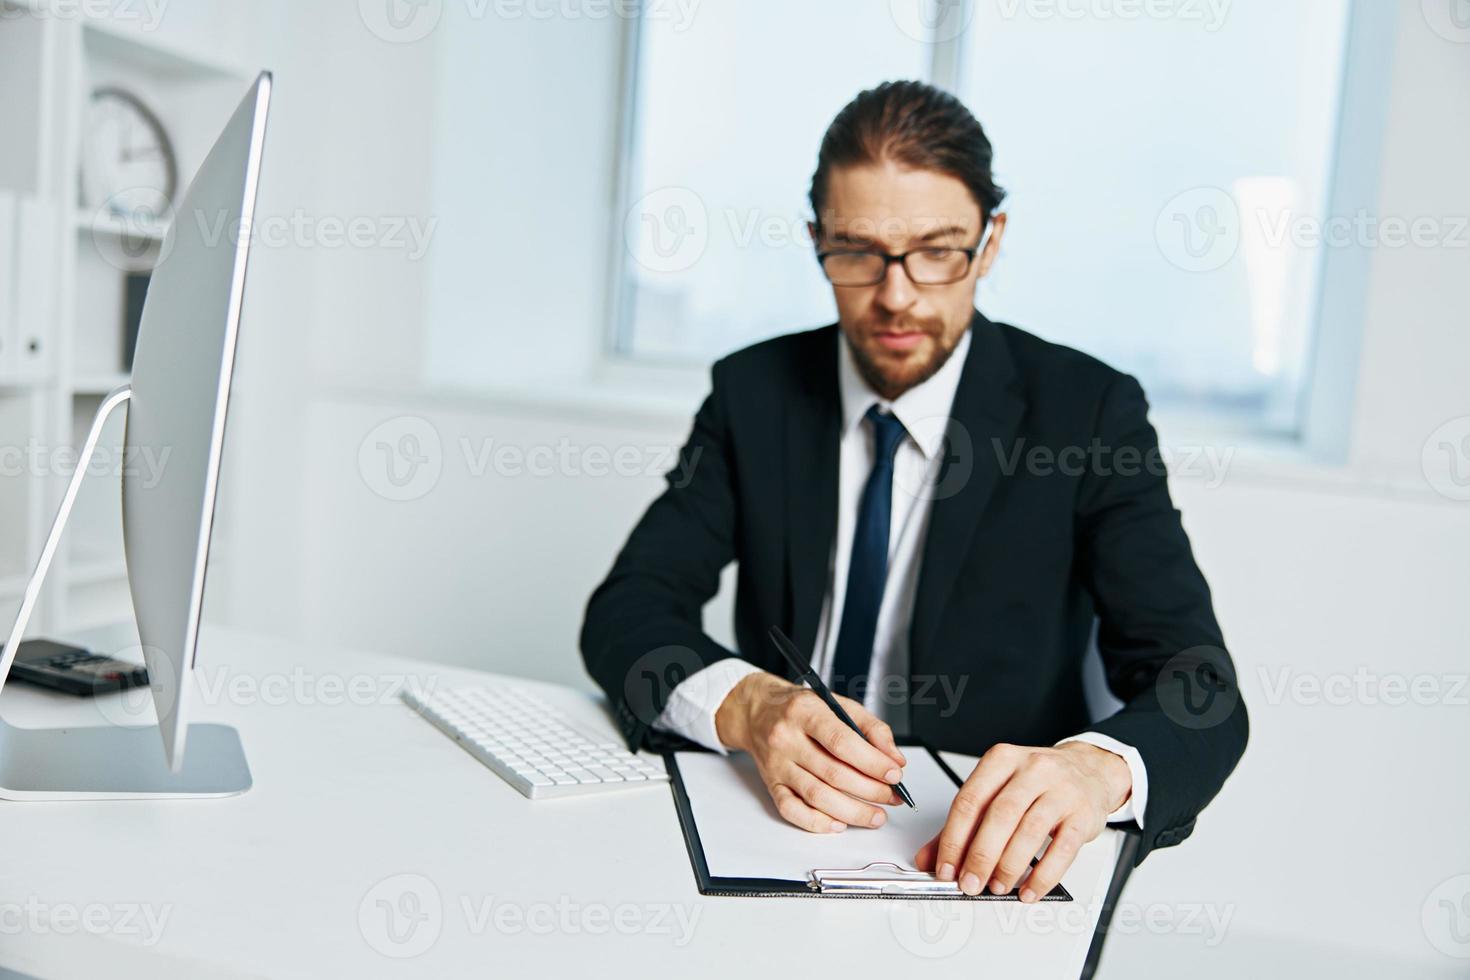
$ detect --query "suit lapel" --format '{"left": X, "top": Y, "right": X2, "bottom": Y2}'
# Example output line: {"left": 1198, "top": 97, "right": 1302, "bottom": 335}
{"left": 784, "top": 326, "right": 841, "bottom": 663}
{"left": 909, "top": 310, "right": 1027, "bottom": 669}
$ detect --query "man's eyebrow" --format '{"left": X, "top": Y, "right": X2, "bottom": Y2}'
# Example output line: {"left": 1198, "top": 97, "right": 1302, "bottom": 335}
{"left": 914, "top": 224, "right": 971, "bottom": 243}
{"left": 823, "top": 223, "right": 973, "bottom": 247}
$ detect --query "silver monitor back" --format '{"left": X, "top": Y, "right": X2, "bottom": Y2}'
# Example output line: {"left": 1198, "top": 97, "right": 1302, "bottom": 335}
{"left": 122, "top": 72, "right": 272, "bottom": 771}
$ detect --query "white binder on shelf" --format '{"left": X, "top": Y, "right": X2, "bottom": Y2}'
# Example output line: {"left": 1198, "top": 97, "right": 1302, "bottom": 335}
{"left": 0, "top": 190, "right": 17, "bottom": 380}
{"left": 14, "top": 196, "right": 59, "bottom": 381}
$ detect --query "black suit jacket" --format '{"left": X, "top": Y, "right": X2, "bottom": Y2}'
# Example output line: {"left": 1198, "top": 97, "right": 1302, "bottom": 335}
{"left": 581, "top": 310, "right": 1247, "bottom": 863}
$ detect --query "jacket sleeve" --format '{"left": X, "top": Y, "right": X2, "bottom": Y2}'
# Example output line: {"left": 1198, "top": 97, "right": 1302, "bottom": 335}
{"left": 579, "top": 359, "right": 743, "bottom": 751}
{"left": 1073, "top": 373, "right": 1249, "bottom": 864}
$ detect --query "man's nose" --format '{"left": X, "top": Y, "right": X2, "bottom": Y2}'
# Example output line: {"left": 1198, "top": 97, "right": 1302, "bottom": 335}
{"left": 874, "top": 257, "right": 917, "bottom": 315}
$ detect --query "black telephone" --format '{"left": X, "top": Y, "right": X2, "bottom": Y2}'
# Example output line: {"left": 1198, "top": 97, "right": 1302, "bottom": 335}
{"left": 6, "top": 639, "right": 149, "bottom": 696}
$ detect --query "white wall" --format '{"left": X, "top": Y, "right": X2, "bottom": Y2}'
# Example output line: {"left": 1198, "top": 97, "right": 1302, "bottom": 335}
{"left": 298, "top": 391, "right": 713, "bottom": 692}
{"left": 1346, "top": 6, "right": 1470, "bottom": 477}
{"left": 185, "top": 1, "right": 1468, "bottom": 974}
{"left": 109, "top": 0, "right": 443, "bottom": 639}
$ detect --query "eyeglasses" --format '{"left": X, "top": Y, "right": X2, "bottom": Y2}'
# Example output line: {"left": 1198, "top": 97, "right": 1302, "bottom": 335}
{"left": 816, "top": 241, "right": 982, "bottom": 287}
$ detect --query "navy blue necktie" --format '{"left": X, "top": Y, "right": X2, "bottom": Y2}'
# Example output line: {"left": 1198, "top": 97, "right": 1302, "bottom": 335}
{"left": 830, "top": 405, "right": 908, "bottom": 701}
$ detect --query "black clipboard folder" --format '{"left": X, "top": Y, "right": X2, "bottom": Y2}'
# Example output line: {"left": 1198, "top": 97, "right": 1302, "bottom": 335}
{"left": 664, "top": 741, "right": 1072, "bottom": 901}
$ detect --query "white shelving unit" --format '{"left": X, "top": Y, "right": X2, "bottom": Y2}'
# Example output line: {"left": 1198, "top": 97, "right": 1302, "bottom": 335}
{"left": 0, "top": 2, "right": 254, "bottom": 637}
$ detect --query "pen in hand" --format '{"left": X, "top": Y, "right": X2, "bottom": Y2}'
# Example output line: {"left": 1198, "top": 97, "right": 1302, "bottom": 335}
{"left": 767, "top": 626, "right": 916, "bottom": 809}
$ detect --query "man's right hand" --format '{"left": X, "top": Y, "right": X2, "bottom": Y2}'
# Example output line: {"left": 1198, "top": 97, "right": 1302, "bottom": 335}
{"left": 713, "top": 671, "right": 908, "bottom": 833}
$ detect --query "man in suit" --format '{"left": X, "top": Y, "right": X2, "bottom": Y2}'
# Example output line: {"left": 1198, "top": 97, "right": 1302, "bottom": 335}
{"left": 582, "top": 80, "right": 1246, "bottom": 902}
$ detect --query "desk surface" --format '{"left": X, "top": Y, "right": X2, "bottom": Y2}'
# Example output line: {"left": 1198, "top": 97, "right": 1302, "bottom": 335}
{"left": 0, "top": 627, "right": 1123, "bottom": 979}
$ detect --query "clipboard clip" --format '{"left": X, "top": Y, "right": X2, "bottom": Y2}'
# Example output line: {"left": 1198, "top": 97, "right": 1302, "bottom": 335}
{"left": 806, "top": 862, "right": 962, "bottom": 896}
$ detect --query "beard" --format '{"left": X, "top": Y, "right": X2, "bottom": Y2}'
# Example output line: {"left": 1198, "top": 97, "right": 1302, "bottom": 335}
{"left": 842, "top": 313, "right": 965, "bottom": 401}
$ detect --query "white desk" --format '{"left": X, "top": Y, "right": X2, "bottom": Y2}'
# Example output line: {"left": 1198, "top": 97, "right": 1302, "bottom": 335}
{"left": 0, "top": 627, "right": 1125, "bottom": 979}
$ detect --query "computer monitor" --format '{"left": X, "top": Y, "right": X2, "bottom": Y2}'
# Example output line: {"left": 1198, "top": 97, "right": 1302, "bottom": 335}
{"left": 124, "top": 72, "right": 271, "bottom": 771}
{"left": 0, "top": 72, "right": 271, "bottom": 798}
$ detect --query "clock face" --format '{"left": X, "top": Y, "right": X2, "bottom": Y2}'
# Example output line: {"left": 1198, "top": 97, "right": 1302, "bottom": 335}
{"left": 81, "top": 87, "right": 178, "bottom": 222}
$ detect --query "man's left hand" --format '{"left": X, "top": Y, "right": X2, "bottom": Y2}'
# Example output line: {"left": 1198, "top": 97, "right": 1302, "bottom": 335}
{"left": 913, "top": 742, "right": 1132, "bottom": 902}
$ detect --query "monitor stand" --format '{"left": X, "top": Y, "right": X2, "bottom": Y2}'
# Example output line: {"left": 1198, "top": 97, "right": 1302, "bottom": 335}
{"left": 0, "top": 386, "right": 252, "bottom": 800}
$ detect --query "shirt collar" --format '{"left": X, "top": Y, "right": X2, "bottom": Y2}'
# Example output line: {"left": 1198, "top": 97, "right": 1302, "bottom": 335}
{"left": 838, "top": 326, "right": 972, "bottom": 461}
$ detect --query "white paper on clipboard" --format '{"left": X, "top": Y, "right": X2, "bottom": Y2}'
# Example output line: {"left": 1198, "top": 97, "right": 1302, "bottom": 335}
{"left": 674, "top": 749, "right": 963, "bottom": 881}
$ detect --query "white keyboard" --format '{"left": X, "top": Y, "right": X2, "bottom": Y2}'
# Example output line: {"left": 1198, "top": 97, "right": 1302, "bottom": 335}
{"left": 401, "top": 684, "right": 669, "bottom": 799}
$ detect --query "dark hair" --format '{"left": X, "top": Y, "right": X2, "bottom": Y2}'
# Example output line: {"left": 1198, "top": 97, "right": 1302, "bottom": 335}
{"left": 809, "top": 80, "right": 1005, "bottom": 232}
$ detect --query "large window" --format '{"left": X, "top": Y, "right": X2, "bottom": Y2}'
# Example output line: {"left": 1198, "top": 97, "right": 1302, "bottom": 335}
{"left": 613, "top": 2, "right": 934, "bottom": 360}
{"left": 612, "top": 0, "right": 1356, "bottom": 436}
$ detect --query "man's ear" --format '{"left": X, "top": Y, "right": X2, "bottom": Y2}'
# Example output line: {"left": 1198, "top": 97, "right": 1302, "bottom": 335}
{"left": 976, "top": 212, "right": 1007, "bottom": 277}
{"left": 807, "top": 220, "right": 820, "bottom": 250}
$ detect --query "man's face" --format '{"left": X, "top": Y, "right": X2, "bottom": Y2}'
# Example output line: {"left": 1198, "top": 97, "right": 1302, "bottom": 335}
{"left": 812, "top": 161, "right": 1005, "bottom": 400}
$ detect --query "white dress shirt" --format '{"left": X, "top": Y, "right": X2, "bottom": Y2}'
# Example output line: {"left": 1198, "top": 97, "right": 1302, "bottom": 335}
{"left": 653, "top": 329, "right": 1147, "bottom": 826}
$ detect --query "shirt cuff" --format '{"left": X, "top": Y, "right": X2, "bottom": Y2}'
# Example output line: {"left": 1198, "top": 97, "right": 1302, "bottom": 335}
{"left": 652, "top": 658, "right": 764, "bottom": 754}
{"left": 1057, "top": 731, "right": 1148, "bottom": 829}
